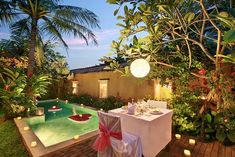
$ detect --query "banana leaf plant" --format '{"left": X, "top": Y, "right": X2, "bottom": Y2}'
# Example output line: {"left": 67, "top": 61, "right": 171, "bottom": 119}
{"left": 0, "top": 67, "right": 51, "bottom": 119}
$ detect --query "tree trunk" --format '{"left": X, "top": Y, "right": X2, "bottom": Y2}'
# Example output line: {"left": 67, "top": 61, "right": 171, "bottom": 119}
{"left": 27, "top": 20, "right": 37, "bottom": 77}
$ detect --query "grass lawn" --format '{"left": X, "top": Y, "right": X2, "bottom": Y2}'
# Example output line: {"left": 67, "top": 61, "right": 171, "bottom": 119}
{"left": 0, "top": 108, "right": 29, "bottom": 157}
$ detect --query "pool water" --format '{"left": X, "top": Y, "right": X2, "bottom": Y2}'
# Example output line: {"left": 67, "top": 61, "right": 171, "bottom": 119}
{"left": 26, "top": 101, "right": 98, "bottom": 147}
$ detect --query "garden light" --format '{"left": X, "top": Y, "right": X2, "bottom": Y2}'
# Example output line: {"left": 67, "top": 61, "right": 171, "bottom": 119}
{"left": 31, "top": 141, "right": 37, "bottom": 147}
{"left": 189, "top": 139, "right": 196, "bottom": 145}
{"left": 184, "top": 149, "right": 191, "bottom": 156}
{"left": 73, "top": 135, "right": 79, "bottom": 140}
{"left": 175, "top": 134, "right": 181, "bottom": 140}
{"left": 130, "top": 59, "right": 150, "bottom": 78}
{"left": 23, "top": 126, "right": 30, "bottom": 131}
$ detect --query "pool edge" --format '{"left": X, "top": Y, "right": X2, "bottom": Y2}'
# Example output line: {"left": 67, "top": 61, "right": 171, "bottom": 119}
{"left": 14, "top": 116, "right": 98, "bottom": 157}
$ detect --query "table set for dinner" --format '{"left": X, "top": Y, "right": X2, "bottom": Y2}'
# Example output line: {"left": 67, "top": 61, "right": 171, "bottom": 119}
{"left": 108, "top": 100, "right": 173, "bottom": 157}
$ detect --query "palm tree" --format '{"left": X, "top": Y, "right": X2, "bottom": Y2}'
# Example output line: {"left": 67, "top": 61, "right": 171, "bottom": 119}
{"left": 0, "top": 0, "right": 100, "bottom": 77}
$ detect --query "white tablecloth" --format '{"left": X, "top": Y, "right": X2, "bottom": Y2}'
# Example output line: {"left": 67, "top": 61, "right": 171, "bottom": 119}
{"left": 109, "top": 108, "right": 173, "bottom": 157}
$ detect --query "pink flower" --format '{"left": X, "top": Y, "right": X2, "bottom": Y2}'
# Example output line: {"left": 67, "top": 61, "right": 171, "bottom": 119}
{"left": 199, "top": 69, "right": 206, "bottom": 75}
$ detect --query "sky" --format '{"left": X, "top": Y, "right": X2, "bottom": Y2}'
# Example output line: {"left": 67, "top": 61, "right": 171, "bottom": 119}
{"left": 0, "top": 0, "right": 121, "bottom": 70}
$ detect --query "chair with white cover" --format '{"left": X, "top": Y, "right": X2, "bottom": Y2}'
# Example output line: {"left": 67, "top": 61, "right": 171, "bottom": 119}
{"left": 147, "top": 100, "right": 167, "bottom": 109}
{"left": 93, "top": 111, "right": 142, "bottom": 157}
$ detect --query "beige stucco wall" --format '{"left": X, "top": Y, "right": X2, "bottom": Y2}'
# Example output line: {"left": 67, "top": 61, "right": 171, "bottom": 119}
{"left": 71, "top": 71, "right": 172, "bottom": 101}
{"left": 73, "top": 71, "right": 154, "bottom": 100}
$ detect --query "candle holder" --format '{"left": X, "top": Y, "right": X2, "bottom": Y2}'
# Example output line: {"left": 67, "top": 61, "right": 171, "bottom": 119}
{"left": 184, "top": 149, "right": 191, "bottom": 156}
{"left": 189, "top": 139, "right": 196, "bottom": 145}
{"left": 175, "top": 134, "right": 181, "bottom": 140}
{"left": 73, "top": 135, "right": 79, "bottom": 140}
{"left": 31, "top": 141, "right": 37, "bottom": 147}
{"left": 23, "top": 126, "right": 30, "bottom": 131}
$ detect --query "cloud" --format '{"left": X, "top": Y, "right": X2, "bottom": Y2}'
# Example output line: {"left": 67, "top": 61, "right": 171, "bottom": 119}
{"left": 0, "top": 32, "right": 10, "bottom": 39}
{"left": 64, "top": 29, "right": 119, "bottom": 46}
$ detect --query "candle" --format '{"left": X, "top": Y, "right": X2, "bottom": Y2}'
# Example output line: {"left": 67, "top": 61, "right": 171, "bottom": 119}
{"left": 73, "top": 135, "right": 79, "bottom": 140}
{"left": 65, "top": 100, "right": 68, "bottom": 104}
{"left": 23, "top": 126, "right": 30, "bottom": 131}
{"left": 175, "top": 134, "right": 181, "bottom": 140}
{"left": 189, "top": 139, "right": 196, "bottom": 145}
{"left": 79, "top": 114, "right": 82, "bottom": 117}
{"left": 52, "top": 106, "right": 56, "bottom": 109}
{"left": 81, "top": 104, "right": 84, "bottom": 108}
{"left": 184, "top": 149, "right": 191, "bottom": 156}
{"left": 17, "top": 116, "right": 22, "bottom": 120}
{"left": 100, "top": 108, "right": 103, "bottom": 111}
{"left": 31, "top": 141, "right": 37, "bottom": 147}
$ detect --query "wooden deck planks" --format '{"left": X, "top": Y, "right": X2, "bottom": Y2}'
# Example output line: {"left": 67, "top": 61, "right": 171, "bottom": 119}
{"left": 156, "top": 135, "right": 234, "bottom": 157}
{"left": 42, "top": 135, "right": 235, "bottom": 157}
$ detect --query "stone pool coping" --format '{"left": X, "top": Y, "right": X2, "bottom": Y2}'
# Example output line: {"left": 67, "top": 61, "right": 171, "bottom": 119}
{"left": 14, "top": 99, "right": 99, "bottom": 157}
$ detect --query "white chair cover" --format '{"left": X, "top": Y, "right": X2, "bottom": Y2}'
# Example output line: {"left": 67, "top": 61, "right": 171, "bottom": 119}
{"left": 95, "top": 112, "right": 142, "bottom": 157}
{"left": 147, "top": 100, "right": 167, "bottom": 109}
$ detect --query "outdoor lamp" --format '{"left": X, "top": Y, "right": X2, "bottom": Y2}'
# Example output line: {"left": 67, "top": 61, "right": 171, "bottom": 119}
{"left": 130, "top": 59, "right": 150, "bottom": 78}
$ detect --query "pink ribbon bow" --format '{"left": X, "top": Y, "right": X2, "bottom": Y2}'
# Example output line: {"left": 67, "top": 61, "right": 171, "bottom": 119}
{"left": 93, "top": 123, "right": 122, "bottom": 152}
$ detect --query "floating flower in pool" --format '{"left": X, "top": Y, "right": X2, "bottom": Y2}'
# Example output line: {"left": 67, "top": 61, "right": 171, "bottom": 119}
{"left": 48, "top": 105, "right": 62, "bottom": 112}
{"left": 68, "top": 114, "right": 92, "bottom": 123}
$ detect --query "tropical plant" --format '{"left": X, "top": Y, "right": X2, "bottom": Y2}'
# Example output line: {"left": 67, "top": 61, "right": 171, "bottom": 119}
{"left": 0, "top": 0, "right": 100, "bottom": 77}
{"left": 0, "top": 67, "right": 51, "bottom": 119}
{"left": 106, "top": 0, "right": 235, "bottom": 108}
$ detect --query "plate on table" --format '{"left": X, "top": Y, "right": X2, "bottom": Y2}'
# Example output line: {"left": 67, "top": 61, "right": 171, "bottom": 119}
{"left": 150, "top": 110, "right": 163, "bottom": 115}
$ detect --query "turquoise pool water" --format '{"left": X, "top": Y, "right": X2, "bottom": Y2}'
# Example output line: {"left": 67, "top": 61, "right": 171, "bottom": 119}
{"left": 26, "top": 101, "right": 98, "bottom": 147}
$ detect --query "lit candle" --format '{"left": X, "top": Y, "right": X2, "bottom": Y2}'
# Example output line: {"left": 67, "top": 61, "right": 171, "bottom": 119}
{"left": 31, "top": 141, "right": 37, "bottom": 147}
{"left": 17, "top": 116, "right": 22, "bottom": 120}
{"left": 79, "top": 114, "right": 82, "bottom": 117}
{"left": 189, "top": 139, "right": 196, "bottom": 145}
{"left": 100, "top": 108, "right": 103, "bottom": 111}
{"left": 184, "top": 149, "right": 191, "bottom": 156}
{"left": 175, "top": 134, "right": 181, "bottom": 140}
{"left": 23, "top": 126, "right": 30, "bottom": 131}
{"left": 56, "top": 98, "right": 59, "bottom": 102}
{"left": 65, "top": 100, "right": 68, "bottom": 104}
{"left": 52, "top": 106, "right": 56, "bottom": 109}
{"left": 73, "top": 135, "right": 79, "bottom": 140}
{"left": 81, "top": 104, "right": 84, "bottom": 108}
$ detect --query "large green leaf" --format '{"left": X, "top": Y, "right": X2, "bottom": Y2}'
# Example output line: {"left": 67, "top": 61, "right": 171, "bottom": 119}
{"left": 205, "top": 113, "right": 212, "bottom": 123}
{"left": 224, "top": 29, "right": 235, "bottom": 43}
{"left": 216, "top": 128, "right": 226, "bottom": 142}
{"left": 227, "top": 130, "right": 235, "bottom": 142}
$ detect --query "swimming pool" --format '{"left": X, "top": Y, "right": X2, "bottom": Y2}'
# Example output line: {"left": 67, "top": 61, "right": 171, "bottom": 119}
{"left": 26, "top": 101, "right": 98, "bottom": 147}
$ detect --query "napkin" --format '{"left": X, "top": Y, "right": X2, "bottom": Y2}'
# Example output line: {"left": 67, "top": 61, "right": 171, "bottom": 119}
{"left": 127, "top": 102, "right": 136, "bottom": 114}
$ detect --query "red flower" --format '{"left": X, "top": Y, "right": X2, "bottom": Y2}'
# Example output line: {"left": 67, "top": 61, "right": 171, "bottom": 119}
{"left": 69, "top": 114, "right": 92, "bottom": 121}
{"left": 199, "top": 69, "right": 206, "bottom": 75}
{"left": 3, "top": 85, "right": 10, "bottom": 91}
{"left": 27, "top": 71, "right": 33, "bottom": 78}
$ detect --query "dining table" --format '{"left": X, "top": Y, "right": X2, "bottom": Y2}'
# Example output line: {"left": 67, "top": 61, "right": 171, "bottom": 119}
{"left": 109, "top": 107, "right": 173, "bottom": 157}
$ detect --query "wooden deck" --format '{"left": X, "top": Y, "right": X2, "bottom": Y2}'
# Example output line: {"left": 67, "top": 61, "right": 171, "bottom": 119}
{"left": 42, "top": 135, "right": 235, "bottom": 157}
{"left": 157, "top": 135, "right": 235, "bottom": 157}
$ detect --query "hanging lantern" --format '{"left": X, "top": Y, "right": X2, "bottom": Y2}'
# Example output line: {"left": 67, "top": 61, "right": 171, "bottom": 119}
{"left": 130, "top": 59, "right": 150, "bottom": 78}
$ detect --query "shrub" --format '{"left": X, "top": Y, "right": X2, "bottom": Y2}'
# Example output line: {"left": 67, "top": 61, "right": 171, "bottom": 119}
{"left": 67, "top": 94, "right": 124, "bottom": 111}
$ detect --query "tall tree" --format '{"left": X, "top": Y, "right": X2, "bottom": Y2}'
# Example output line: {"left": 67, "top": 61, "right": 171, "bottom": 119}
{"left": 106, "top": 0, "right": 234, "bottom": 109}
{"left": 0, "top": 0, "right": 100, "bottom": 77}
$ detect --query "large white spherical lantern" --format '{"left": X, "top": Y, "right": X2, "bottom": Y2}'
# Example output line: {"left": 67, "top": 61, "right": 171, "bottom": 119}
{"left": 130, "top": 59, "right": 150, "bottom": 78}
